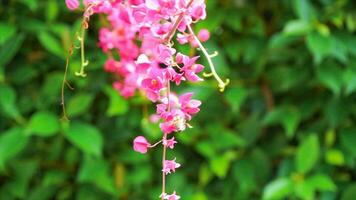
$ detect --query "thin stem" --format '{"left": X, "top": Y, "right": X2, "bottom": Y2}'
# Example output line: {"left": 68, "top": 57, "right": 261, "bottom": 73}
{"left": 61, "top": 46, "right": 75, "bottom": 121}
{"left": 161, "top": 133, "right": 167, "bottom": 199}
{"left": 149, "top": 139, "right": 162, "bottom": 148}
{"left": 161, "top": 80, "right": 171, "bottom": 199}
{"left": 75, "top": 24, "right": 89, "bottom": 77}
{"left": 164, "top": 0, "right": 194, "bottom": 44}
{"left": 187, "top": 25, "right": 230, "bottom": 92}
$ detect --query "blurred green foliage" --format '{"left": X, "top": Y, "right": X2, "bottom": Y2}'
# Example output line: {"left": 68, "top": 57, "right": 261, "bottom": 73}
{"left": 1, "top": 0, "right": 356, "bottom": 199}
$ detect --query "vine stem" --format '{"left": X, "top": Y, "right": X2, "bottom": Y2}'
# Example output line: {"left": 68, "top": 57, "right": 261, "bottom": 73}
{"left": 161, "top": 80, "right": 171, "bottom": 199}
{"left": 187, "top": 25, "right": 230, "bottom": 92}
{"left": 75, "top": 23, "right": 89, "bottom": 77}
{"left": 161, "top": 1, "right": 194, "bottom": 197}
{"left": 164, "top": 0, "right": 194, "bottom": 44}
{"left": 61, "top": 46, "right": 75, "bottom": 121}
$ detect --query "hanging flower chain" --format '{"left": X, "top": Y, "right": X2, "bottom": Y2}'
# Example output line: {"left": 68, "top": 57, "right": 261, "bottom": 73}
{"left": 65, "top": 0, "right": 228, "bottom": 198}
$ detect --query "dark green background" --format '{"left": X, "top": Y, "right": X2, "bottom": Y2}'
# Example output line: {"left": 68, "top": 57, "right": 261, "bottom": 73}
{"left": 1, "top": 0, "right": 356, "bottom": 199}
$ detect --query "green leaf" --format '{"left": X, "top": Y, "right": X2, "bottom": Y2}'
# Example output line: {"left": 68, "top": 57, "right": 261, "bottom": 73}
{"left": 28, "top": 111, "right": 60, "bottom": 137}
{"left": 210, "top": 151, "right": 235, "bottom": 178}
{"left": 283, "top": 20, "right": 312, "bottom": 36}
{"left": 306, "top": 32, "right": 331, "bottom": 64}
{"left": 0, "top": 23, "right": 16, "bottom": 45}
{"left": 67, "top": 94, "right": 94, "bottom": 117}
{"left": 64, "top": 122, "right": 103, "bottom": 157}
{"left": 4, "top": 161, "right": 38, "bottom": 198}
{"left": 296, "top": 134, "right": 319, "bottom": 173}
{"left": 0, "top": 34, "right": 25, "bottom": 68}
{"left": 308, "top": 174, "right": 336, "bottom": 191}
{"left": 263, "top": 106, "right": 300, "bottom": 138}
{"left": 0, "top": 84, "right": 21, "bottom": 120}
{"left": 295, "top": 180, "right": 315, "bottom": 200}
{"left": 38, "top": 31, "right": 64, "bottom": 58}
{"left": 224, "top": 87, "right": 247, "bottom": 113}
{"left": 263, "top": 178, "right": 293, "bottom": 200}
{"left": 46, "top": 1, "right": 59, "bottom": 22}
{"left": 316, "top": 65, "right": 343, "bottom": 96}
{"left": 105, "top": 87, "right": 129, "bottom": 116}
{"left": 0, "top": 127, "right": 28, "bottom": 168}
{"left": 325, "top": 149, "right": 345, "bottom": 166}
{"left": 293, "top": 0, "right": 314, "bottom": 21}
{"left": 340, "top": 128, "right": 356, "bottom": 157}
{"left": 78, "top": 156, "right": 117, "bottom": 195}
{"left": 19, "top": 0, "right": 38, "bottom": 11}
{"left": 341, "top": 183, "right": 356, "bottom": 200}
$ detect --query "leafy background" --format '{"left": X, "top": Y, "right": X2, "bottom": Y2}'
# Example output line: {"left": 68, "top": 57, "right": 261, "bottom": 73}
{"left": 1, "top": 0, "right": 356, "bottom": 199}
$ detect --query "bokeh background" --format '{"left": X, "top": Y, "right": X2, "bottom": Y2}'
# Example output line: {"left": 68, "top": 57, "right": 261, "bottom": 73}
{"left": 1, "top": 0, "right": 356, "bottom": 199}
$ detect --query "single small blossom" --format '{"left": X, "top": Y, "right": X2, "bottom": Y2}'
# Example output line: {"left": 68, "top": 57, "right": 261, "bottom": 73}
{"left": 179, "top": 92, "right": 201, "bottom": 119}
{"left": 65, "top": 0, "right": 80, "bottom": 10}
{"left": 176, "top": 53, "right": 204, "bottom": 82}
{"left": 162, "top": 158, "right": 181, "bottom": 175}
{"left": 133, "top": 136, "right": 150, "bottom": 154}
{"left": 163, "top": 137, "right": 177, "bottom": 149}
{"left": 164, "top": 191, "right": 181, "bottom": 200}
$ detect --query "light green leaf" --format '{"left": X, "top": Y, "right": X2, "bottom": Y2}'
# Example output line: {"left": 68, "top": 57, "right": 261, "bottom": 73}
{"left": 64, "top": 122, "right": 103, "bottom": 157}
{"left": 325, "top": 149, "right": 345, "bottom": 166}
{"left": 105, "top": 87, "right": 129, "bottom": 116}
{"left": 263, "top": 178, "right": 293, "bottom": 200}
{"left": 28, "top": 111, "right": 60, "bottom": 137}
{"left": 296, "top": 134, "right": 319, "bottom": 173}
{"left": 67, "top": 94, "right": 94, "bottom": 117}
{"left": 283, "top": 20, "right": 312, "bottom": 36}
{"left": 210, "top": 151, "right": 235, "bottom": 178}
{"left": 306, "top": 32, "right": 331, "bottom": 64}
{"left": 293, "top": 0, "right": 314, "bottom": 21}
{"left": 295, "top": 180, "right": 315, "bottom": 200}
{"left": 0, "top": 127, "right": 28, "bottom": 168}
{"left": 38, "top": 31, "right": 64, "bottom": 58}
{"left": 308, "top": 174, "right": 336, "bottom": 191}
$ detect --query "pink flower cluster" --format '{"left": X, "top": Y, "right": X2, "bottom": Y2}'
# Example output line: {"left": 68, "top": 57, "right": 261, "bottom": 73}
{"left": 66, "top": 0, "right": 211, "bottom": 199}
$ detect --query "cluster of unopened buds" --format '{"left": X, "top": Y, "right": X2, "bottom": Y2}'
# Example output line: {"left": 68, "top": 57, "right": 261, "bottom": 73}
{"left": 65, "top": 0, "right": 229, "bottom": 199}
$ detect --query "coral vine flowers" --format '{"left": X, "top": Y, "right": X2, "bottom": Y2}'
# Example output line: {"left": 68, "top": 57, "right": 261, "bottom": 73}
{"left": 65, "top": 0, "right": 228, "bottom": 199}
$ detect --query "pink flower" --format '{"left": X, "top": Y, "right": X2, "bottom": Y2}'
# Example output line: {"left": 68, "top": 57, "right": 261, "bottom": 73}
{"left": 165, "top": 191, "right": 181, "bottom": 200}
{"left": 163, "top": 137, "right": 177, "bottom": 149}
{"left": 176, "top": 53, "right": 204, "bottom": 82}
{"left": 65, "top": 0, "right": 80, "bottom": 10}
{"left": 190, "top": 0, "right": 206, "bottom": 20}
{"left": 160, "top": 191, "right": 181, "bottom": 200}
{"left": 179, "top": 92, "right": 201, "bottom": 119}
{"left": 141, "top": 68, "right": 166, "bottom": 102}
{"left": 159, "top": 111, "right": 186, "bottom": 134}
{"left": 157, "top": 44, "right": 176, "bottom": 65}
{"left": 104, "top": 58, "right": 120, "bottom": 73}
{"left": 133, "top": 136, "right": 150, "bottom": 154}
{"left": 162, "top": 158, "right": 181, "bottom": 175}
{"left": 176, "top": 33, "right": 190, "bottom": 44}
{"left": 198, "top": 29, "right": 210, "bottom": 42}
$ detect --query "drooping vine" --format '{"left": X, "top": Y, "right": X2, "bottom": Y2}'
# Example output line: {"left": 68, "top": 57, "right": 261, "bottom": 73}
{"left": 65, "top": 0, "right": 228, "bottom": 198}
